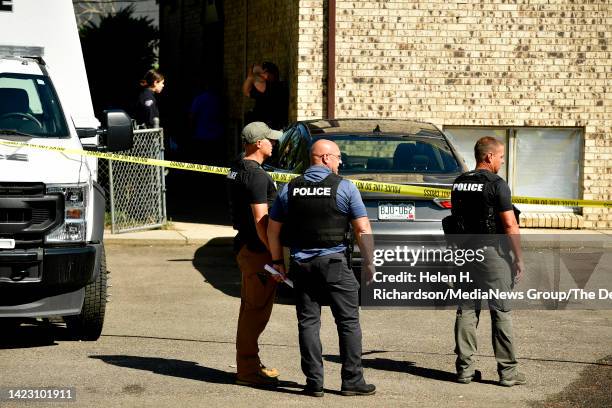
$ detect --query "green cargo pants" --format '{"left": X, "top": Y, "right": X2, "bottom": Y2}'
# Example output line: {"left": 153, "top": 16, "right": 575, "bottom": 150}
{"left": 454, "top": 245, "right": 518, "bottom": 380}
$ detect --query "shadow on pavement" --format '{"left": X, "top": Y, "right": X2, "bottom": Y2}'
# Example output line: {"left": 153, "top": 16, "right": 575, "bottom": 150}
{"left": 166, "top": 171, "right": 231, "bottom": 226}
{"left": 192, "top": 237, "right": 240, "bottom": 298}
{"left": 91, "top": 355, "right": 305, "bottom": 395}
{"left": 356, "top": 348, "right": 612, "bottom": 368}
{"left": 0, "top": 320, "right": 76, "bottom": 349}
{"left": 192, "top": 238, "right": 295, "bottom": 305}
{"left": 91, "top": 355, "right": 235, "bottom": 384}
{"left": 0, "top": 326, "right": 57, "bottom": 349}
{"left": 324, "top": 353, "right": 497, "bottom": 385}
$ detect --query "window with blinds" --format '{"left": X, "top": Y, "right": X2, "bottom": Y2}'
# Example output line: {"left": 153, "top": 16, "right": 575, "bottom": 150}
{"left": 444, "top": 127, "right": 583, "bottom": 213}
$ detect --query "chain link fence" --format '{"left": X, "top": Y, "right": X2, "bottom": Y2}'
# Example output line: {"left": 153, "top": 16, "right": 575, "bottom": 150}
{"left": 98, "top": 128, "right": 167, "bottom": 234}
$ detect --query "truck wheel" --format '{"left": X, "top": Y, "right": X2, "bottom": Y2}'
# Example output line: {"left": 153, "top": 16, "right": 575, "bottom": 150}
{"left": 65, "top": 245, "right": 107, "bottom": 341}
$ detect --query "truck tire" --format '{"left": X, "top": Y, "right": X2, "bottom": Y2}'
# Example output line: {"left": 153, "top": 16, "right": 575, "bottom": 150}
{"left": 65, "top": 245, "right": 107, "bottom": 341}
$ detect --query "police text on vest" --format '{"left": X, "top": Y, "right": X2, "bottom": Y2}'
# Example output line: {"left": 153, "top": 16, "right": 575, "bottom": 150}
{"left": 453, "top": 183, "right": 483, "bottom": 191}
{"left": 292, "top": 187, "right": 332, "bottom": 196}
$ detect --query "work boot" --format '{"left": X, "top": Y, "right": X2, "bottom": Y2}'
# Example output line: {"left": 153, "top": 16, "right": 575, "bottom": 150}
{"left": 340, "top": 383, "right": 376, "bottom": 396}
{"left": 259, "top": 363, "right": 279, "bottom": 378}
{"left": 235, "top": 371, "right": 279, "bottom": 388}
{"left": 301, "top": 383, "right": 324, "bottom": 397}
{"left": 499, "top": 371, "right": 527, "bottom": 387}
{"left": 457, "top": 370, "right": 482, "bottom": 384}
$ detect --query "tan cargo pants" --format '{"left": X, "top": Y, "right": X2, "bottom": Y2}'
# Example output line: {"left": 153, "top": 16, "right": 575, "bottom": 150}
{"left": 235, "top": 245, "right": 277, "bottom": 376}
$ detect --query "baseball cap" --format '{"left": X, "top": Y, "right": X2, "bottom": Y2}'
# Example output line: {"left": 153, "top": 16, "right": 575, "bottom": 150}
{"left": 241, "top": 122, "right": 282, "bottom": 144}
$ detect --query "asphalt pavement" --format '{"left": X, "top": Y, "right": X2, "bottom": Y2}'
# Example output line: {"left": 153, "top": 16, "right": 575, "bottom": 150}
{"left": 1, "top": 241, "right": 610, "bottom": 408}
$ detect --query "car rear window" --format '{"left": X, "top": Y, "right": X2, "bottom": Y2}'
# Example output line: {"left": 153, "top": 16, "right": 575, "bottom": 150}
{"left": 326, "top": 135, "right": 461, "bottom": 174}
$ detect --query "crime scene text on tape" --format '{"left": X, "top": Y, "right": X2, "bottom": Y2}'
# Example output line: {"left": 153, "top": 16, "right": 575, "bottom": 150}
{"left": 1, "top": 139, "right": 610, "bottom": 209}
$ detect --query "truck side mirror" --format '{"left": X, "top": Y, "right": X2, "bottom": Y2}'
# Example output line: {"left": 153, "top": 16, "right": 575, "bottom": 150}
{"left": 100, "top": 109, "right": 133, "bottom": 152}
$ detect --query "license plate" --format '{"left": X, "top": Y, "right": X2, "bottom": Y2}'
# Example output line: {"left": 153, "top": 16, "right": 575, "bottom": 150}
{"left": 0, "top": 239, "right": 15, "bottom": 249}
{"left": 378, "top": 202, "right": 415, "bottom": 220}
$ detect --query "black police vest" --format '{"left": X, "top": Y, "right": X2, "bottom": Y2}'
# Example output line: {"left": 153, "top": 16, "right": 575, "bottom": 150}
{"left": 281, "top": 173, "right": 350, "bottom": 248}
{"left": 450, "top": 170, "right": 503, "bottom": 234}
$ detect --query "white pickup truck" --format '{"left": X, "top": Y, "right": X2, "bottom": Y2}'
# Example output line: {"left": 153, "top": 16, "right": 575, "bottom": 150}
{"left": 0, "top": 0, "right": 133, "bottom": 340}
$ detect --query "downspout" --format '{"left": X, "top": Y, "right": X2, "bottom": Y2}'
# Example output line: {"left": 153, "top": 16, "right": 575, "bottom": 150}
{"left": 327, "top": 0, "right": 336, "bottom": 120}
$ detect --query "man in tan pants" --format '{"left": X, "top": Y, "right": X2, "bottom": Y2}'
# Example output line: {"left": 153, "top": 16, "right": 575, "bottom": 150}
{"left": 226, "top": 122, "right": 282, "bottom": 387}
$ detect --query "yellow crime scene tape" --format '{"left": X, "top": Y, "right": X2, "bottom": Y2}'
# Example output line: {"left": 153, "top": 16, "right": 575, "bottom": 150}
{"left": 1, "top": 139, "right": 610, "bottom": 209}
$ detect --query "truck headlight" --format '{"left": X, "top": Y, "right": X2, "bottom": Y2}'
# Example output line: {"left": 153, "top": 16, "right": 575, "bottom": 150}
{"left": 46, "top": 184, "right": 88, "bottom": 243}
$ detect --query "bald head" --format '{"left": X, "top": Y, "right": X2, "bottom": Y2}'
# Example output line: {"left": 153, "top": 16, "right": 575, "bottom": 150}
{"left": 311, "top": 139, "right": 339, "bottom": 161}
{"left": 311, "top": 139, "right": 342, "bottom": 174}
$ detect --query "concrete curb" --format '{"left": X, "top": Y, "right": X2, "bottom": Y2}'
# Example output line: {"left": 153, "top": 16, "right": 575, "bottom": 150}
{"left": 103, "top": 236, "right": 235, "bottom": 246}
{"left": 103, "top": 222, "right": 236, "bottom": 246}
{"left": 104, "top": 238, "right": 192, "bottom": 246}
{"left": 102, "top": 225, "right": 610, "bottom": 248}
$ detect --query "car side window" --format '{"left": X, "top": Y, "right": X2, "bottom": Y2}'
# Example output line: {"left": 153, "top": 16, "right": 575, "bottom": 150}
{"left": 277, "top": 126, "right": 309, "bottom": 173}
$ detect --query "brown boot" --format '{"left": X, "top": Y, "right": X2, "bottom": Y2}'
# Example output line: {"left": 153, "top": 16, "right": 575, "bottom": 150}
{"left": 259, "top": 363, "right": 280, "bottom": 378}
{"left": 236, "top": 370, "right": 279, "bottom": 388}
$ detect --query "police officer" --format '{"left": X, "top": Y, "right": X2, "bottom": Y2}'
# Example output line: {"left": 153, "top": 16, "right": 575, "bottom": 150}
{"left": 449, "top": 136, "right": 526, "bottom": 387}
{"left": 267, "top": 139, "right": 376, "bottom": 397}
{"left": 134, "top": 69, "right": 164, "bottom": 128}
{"left": 227, "top": 122, "right": 282, "bottom": 387}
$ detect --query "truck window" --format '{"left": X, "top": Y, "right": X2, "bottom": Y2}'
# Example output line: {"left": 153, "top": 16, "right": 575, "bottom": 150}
{"left": 0, "top": 73, "right": 69, "bottom": 137}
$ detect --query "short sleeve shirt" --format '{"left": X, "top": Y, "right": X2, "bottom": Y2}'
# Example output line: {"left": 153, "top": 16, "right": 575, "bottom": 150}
{"left": 474, "top": 169, "right": 513, "bottom": 214}
{"left": 227, "top": 159, "right": 277, "bottom": 251}
{"left": 492, "top": 179, "right": 513, "bottom": 213}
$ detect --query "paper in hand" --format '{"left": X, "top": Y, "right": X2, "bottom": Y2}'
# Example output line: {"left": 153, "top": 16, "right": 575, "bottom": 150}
{"left": 264, "top": 264, "right": 294, "bottom": 288}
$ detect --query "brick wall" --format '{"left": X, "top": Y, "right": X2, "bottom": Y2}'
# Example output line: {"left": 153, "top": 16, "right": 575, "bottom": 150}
{"left": 296, "top": 0, "right": 326, "bottom": 119}
{"left": 296, "top": 0, "right": 611, "bottom": 228}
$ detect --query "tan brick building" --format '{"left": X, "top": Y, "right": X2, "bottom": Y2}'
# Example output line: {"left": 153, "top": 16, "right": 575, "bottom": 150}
{"left": 161, "top": 0, "right": 611, "bottom": 228}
